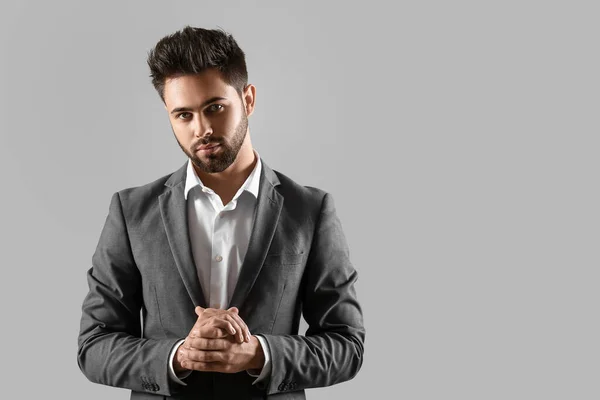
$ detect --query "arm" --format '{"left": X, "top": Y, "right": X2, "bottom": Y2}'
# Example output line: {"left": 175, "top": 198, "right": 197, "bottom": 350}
{"left": 77, "top": 192, "right": 182, "bottom": 396}
{"left": 260, "top": 193, "right": 366, "bottom": 394}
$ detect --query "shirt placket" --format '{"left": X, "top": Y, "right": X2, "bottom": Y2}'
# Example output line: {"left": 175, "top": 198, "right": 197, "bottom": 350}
{"left": 206, "top": 191, "right": 224, "bottom": 309}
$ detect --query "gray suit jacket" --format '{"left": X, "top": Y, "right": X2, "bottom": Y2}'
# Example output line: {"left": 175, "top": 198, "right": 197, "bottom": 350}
{"left": 77, "top": 158, "right": 365, "bottom": 399}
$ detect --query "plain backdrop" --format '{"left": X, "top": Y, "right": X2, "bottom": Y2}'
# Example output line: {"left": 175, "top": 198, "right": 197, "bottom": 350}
{"left": 0, "top": 1, "right": 598, "bottom": 399}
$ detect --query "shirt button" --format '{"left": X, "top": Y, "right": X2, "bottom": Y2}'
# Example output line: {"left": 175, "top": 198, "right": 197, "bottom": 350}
{"left": 215, "top": 255, "right": 223, "bottom": 262}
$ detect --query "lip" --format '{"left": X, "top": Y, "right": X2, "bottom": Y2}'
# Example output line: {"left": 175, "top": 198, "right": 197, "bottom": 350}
{"left": 196, "top": 143, "right": 220, "bottom": 151}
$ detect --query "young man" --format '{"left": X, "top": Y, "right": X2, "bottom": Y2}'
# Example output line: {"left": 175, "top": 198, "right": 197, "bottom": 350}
{"left": 77, "top": 26, "right": 365, "bottom": 399}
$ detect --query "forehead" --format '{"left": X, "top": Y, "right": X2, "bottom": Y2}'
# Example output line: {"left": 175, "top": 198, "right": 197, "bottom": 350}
{"left": 163, "top": 69, "right": 237, "bottom": 106}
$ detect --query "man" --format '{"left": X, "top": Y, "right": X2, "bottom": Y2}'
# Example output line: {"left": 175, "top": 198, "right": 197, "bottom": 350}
{"left": 77, "top": 26, "right": 365, "bottom": 399}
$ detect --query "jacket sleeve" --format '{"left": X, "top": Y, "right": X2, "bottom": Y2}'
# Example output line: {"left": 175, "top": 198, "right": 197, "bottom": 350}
{"left": 77, "top": 192, "right": 182, "bottom": 396}
{"left": 260, "top": 192, "right": 366, "bottom": 395}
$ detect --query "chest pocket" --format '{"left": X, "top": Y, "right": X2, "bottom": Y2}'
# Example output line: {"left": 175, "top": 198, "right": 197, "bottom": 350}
{"left": 262, "top": 252, "right": 305, "bottom": 267}
{"left": 243, "top": 251, "right": 305, "bottom": 333}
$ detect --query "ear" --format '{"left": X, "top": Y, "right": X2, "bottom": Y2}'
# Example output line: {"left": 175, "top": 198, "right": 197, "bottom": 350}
{"left": 242, "top": 84, "right": 256, "bottom": 117}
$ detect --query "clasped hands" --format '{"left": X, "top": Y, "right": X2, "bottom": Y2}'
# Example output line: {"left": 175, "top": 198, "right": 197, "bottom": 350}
{"left": 173, "top": 306, "right": 265, "bottom": 375}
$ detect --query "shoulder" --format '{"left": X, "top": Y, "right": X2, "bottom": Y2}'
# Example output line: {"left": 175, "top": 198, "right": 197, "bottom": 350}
{"left": 110, "top": 162, "right": 187, "bottom": 212}
{"left": 271, "top": 168, "right": 331, "bottom": 212}
{"left": 117, "top": 172, "right": 172, "bottom": 203}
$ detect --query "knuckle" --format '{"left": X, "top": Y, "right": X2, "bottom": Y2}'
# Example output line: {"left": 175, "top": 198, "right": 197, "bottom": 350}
{"left": 184, "top": 350, "right": 196, "bottom": 361}
{"left": 202, "top": 362, "right": 214, "bottom": 371}
{"left": 215, "top": 328, "right": 226, "bottom": 338}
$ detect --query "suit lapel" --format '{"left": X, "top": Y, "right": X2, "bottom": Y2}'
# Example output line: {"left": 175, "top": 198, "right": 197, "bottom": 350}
{"left": 229, "top": 160, "right": 282, "bottom": 309}
{"left": 159, "top": 161, "right": 207, "bottom": 308}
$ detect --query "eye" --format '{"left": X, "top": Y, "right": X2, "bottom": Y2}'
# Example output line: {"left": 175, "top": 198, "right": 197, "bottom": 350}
{"left": 207, "top": 104, "right": 224, "bottom": 113}
{"left": 176, "top": 112, "right": 192, "bottom": 120}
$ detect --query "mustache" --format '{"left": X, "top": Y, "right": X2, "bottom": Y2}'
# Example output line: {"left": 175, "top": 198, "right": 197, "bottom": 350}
{"left": 194, "top": 137, "right": 222, "bottom": 147}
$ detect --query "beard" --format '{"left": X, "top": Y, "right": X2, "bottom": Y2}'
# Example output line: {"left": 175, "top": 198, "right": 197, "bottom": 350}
{"left": 174, "top": 108, "right": 249, "bottom": 174}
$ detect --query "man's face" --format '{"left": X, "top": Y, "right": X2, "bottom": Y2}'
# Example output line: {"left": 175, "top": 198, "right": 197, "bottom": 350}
{"left": 163, "top": 69, "right": 249, "bottom": 174}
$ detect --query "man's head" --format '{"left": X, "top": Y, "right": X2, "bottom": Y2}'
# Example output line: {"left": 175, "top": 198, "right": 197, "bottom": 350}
{"left": 147, "top": 26, "right": 248, "bottom": 102}
{"left": 147, "top": 26, "right": 255, "bottom": 174}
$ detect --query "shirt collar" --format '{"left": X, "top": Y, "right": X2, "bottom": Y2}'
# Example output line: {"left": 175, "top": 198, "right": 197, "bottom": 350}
{"left": 184, "top": 149, "right": 262, "bottom": 201}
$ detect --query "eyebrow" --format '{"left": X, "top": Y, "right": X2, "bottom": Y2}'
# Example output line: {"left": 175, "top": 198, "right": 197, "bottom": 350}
{"left": 170, "top": 96, "right": 228, "bottom": 115}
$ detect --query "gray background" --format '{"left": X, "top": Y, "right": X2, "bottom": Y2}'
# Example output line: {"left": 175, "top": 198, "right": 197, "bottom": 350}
{"left": 0, "top": 0, "right": 597, "bottom": 399}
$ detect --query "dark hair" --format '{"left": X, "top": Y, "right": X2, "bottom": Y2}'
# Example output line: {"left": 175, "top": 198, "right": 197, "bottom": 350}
{"left": 147, "top": 26, "right": 248, "bottom": 101}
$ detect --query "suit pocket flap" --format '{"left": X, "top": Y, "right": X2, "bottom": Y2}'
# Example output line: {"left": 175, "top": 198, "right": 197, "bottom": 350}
{"left": 263, "top": 252, "right": 305, "bottom": 266}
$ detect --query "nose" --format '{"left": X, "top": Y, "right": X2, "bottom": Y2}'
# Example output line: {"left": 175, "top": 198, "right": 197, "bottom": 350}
{"left": 192, "top": 114, "right": 213, "bottom": 138}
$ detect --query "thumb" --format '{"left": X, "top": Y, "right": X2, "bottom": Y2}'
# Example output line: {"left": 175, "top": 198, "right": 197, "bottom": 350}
{"left": 195, "top": 306, "right": 205, "bottom": 316}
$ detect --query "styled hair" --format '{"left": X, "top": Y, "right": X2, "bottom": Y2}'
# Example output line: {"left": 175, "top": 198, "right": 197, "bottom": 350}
{"left": 147, "top": 26, "right": 248, "bottom": 101}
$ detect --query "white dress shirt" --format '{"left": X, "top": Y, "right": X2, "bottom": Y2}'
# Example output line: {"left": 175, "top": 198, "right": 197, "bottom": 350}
{"left": 167, "top": 150, "right": 272, "bottom": 385}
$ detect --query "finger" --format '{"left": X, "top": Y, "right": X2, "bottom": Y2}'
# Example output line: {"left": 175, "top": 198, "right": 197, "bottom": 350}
{"left": 188, "top": 320, "right": 207, "bottom": 338}
{"left": 188, "top": 320, "right": 204, "bottom": 338}
{"left": 201, "top": 308, "right": 217, "bottom": 317}
{"left": 226, "top": 307, "right": 249, "bottom": 341}
{"left": 195, "top": 306, "right": 205, "bottom": 317}
{"left": 181, "top": 360, "right": 233, "bottom": 373}
{"left": 192, "top": 323, "right": 232, "bottom": 339}
{"left": 227, "top": 312, "right": 251, "bottom": 342}
{"left": 194, "top": 313, "right": 236, "bottom": 334}
{"left": 212, "top": 317, "right": 238, "bottom": 336}
{"left": 186, "top": 337, "right": 230, "bottom": 351}
{"left": 224, "top": 313, "right": 246, "bottom": 343}
{"left": 181, "top": 348, "right": 226, "bottom": 363}
{"left": 203, "top": 307, "right": 228, "bottom": 316}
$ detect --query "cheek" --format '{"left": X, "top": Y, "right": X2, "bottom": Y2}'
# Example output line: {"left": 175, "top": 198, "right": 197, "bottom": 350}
{"left": 172, "top": 126, "right": 192, "bottom": 145}
{"left": 219, "top": 110, "right": 242, "bottom": 132}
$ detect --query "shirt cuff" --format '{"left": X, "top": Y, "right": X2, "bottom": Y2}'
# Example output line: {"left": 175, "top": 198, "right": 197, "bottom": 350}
{"left": 246, "top": 334, "right": 272, "bottom": 384}
{"left": 168, "top": 339, "right": 192, "bottom": 385}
